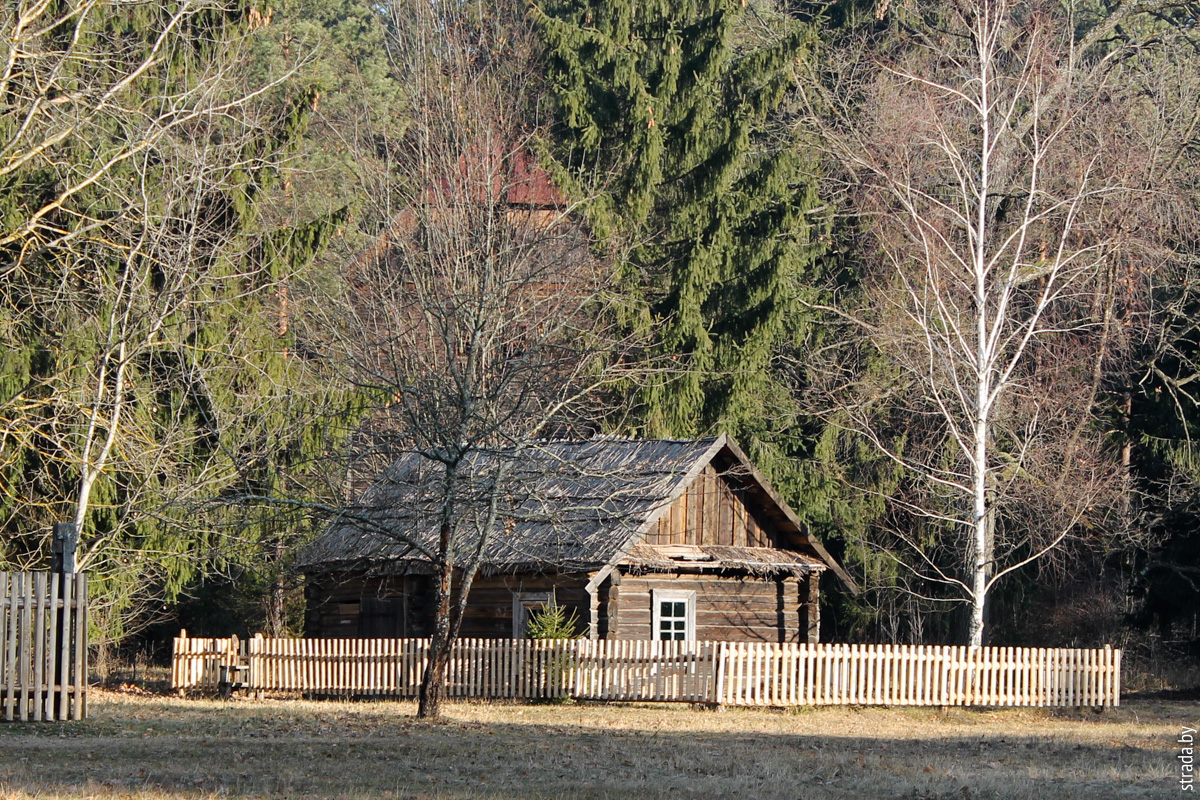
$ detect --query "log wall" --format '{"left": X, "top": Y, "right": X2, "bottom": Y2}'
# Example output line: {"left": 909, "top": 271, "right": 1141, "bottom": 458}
{"left": 456, "top": 573, "right": 590, "bottom": 639}
{"left": 308, "top": 569, "right": 819, "bottom": 644}
{"left": 305, "top": 571, "right": 592, "bottom": 640}
{"left": 304, "top": 573, "right": 432, "bottom": 639}
{"left": 608, "top": 572, "right": 818, "bottom": 643}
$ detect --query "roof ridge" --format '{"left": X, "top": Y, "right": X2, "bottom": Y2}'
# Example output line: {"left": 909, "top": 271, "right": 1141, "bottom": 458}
{"left": 494, "top": 434, "right": 722, "bottom": 447}
{"left": 585, "top": 434, "right": 720, "bottom": 443}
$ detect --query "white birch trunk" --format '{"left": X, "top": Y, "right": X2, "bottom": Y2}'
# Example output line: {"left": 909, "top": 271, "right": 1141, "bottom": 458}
{"left": 968, "top": 5, "right": 995, "bottom": 649}
{"left": 804, "top": 0, "right": 1125, "bottom": 646}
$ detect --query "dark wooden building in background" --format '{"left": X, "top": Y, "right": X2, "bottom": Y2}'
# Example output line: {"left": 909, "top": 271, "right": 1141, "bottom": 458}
{"left": 299, "top": 435, "right": 856, "bottom": 643}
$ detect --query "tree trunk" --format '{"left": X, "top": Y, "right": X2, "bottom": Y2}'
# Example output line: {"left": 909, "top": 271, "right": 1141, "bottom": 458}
{"left": 968, "top": 34, "right": 993, "bottom": 650}
{"left": 266, "top": 537, "right": 287, "bottom": 636}
{"left": 969, "top": 412, "right": 989, "bottom": 648}
{"left": 73, "top": 341, "right": 129, "bottom": 571}
{"left": 418, "top": 548, "right": 454, "bottom": 719}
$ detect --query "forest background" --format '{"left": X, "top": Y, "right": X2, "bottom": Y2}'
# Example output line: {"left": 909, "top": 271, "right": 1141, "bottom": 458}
{"left": 1, "top": 0, "right": 1197, "bottom": 680}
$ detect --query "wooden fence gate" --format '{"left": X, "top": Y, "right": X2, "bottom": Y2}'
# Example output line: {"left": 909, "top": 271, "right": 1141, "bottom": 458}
{"left": 1, "top": 571, "right": 88, "bottom": 721}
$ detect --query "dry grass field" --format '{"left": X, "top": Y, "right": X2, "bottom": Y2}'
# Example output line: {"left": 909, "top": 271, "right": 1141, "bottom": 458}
{"left": 0, "top": 689, "right": 1195, "bottom": 799}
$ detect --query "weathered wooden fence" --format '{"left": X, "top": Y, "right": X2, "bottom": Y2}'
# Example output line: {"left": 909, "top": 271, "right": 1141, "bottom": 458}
{"left": 173, "top": 633, "right": 1120, "bottom": 707}
{"left": 170, "top": 630, "right": 245, "bottom": 692}
{"left": 1, "top": 571, "right": 88, "bottom": 721}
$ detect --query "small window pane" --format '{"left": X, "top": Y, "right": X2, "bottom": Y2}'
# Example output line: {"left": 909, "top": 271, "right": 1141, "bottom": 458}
{"left": 655, "top": 593, "right": 691, "bottom": 641}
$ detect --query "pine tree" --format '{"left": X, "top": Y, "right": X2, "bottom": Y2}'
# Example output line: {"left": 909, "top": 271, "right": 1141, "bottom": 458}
{"left": 531, "top": 0, "right": 831, "bottom": 471}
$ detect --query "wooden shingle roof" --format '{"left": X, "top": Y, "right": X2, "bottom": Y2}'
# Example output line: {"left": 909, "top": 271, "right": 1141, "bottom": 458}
{"left": 299, "top": 434, "right": 856, "bottom": 590}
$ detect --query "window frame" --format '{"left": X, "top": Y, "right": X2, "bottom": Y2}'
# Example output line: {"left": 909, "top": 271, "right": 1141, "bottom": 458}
{"left": 512, "top": 591, "right": 553, "bottom": 638}
{"left": 650, "top": 588, "right": 697, "bottom": 642}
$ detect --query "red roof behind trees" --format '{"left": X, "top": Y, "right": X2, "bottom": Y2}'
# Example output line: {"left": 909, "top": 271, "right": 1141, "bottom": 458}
{"left": 503, "top": 147, "right": 563, "bottom": 209}
{"left": 352, "top": 144, "right": 567, "bottom": 273}
{"left": 430, "top": 143, "right": 565, "bottom": 210}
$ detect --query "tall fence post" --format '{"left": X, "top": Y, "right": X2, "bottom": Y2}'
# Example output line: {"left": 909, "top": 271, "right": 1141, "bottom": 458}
{"left": 52, "top": 523, "right": 77, "bottom": 575}
{"left": 52, "top": 524, "right": 78, "bottom": 720}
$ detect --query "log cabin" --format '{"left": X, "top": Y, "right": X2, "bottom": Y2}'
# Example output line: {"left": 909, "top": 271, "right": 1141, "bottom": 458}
{"left": 298, "top": 434, "right": 857, "bottom": 643}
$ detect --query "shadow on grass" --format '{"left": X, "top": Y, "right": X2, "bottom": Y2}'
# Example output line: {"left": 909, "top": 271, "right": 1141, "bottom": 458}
{"left": 0, "top": 696, "right": 1190, "bottom": 800}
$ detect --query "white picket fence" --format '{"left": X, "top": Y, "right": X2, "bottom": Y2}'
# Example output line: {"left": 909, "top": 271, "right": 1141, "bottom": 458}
{"left": 173, "top": 633, "right": 1120, "bottom": 707}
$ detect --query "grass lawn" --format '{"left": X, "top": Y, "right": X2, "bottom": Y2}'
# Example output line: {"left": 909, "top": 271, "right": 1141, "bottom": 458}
{"left": 0, "top": 689, "right": 1195, "bottom": 799}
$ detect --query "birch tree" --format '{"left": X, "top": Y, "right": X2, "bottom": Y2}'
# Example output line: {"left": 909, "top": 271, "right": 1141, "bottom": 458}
{"left": 800, "top": 0, "right": 1185, "bottom": 645}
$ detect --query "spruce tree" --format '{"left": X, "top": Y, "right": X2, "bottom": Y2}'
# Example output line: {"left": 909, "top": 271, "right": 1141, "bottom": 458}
{"left": 532, "top": 0, "right": 831, "bottom": 487}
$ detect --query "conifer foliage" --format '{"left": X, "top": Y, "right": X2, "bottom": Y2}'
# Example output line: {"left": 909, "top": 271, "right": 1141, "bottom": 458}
{"left": 0, "top": 0, "right": 351, "bottom": 644}
{"left": 532, "top": 0, "right": 830, "bottom": 448}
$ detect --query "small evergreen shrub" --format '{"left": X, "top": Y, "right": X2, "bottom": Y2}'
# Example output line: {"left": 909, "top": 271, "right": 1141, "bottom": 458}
{"left": 525, "top": 601, "right": 581, "bottom": 701}
{"left": 526, "top": 601, "right": 582, "bottom": 640}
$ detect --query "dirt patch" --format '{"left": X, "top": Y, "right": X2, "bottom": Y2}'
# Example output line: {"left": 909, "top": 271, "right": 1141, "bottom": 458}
{"left": 0, "top": 691, "right": 1194, "bottom": 799}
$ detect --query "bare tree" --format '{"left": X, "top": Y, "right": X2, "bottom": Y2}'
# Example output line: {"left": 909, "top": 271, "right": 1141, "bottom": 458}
{"left": 798, "top": 0, "right": 1198, "bottom": 645}
{"left": 293, "top": 0, "right": 639, "bottom": 718}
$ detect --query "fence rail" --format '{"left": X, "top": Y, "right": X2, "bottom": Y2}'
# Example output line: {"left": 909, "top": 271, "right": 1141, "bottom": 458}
{"left": 173, "top": 633, "right": 1120, "bottom": 708}
{"left": 1, "top": 571, "right": 88, "bottom": 722}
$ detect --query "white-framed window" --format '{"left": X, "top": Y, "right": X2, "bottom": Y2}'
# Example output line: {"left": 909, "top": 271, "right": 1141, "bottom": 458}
{"left": 512, "top": 591, "right": 553, "bottom": 638}
{"left": 651, "top": 589, "right": 696, "bottom": 641}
